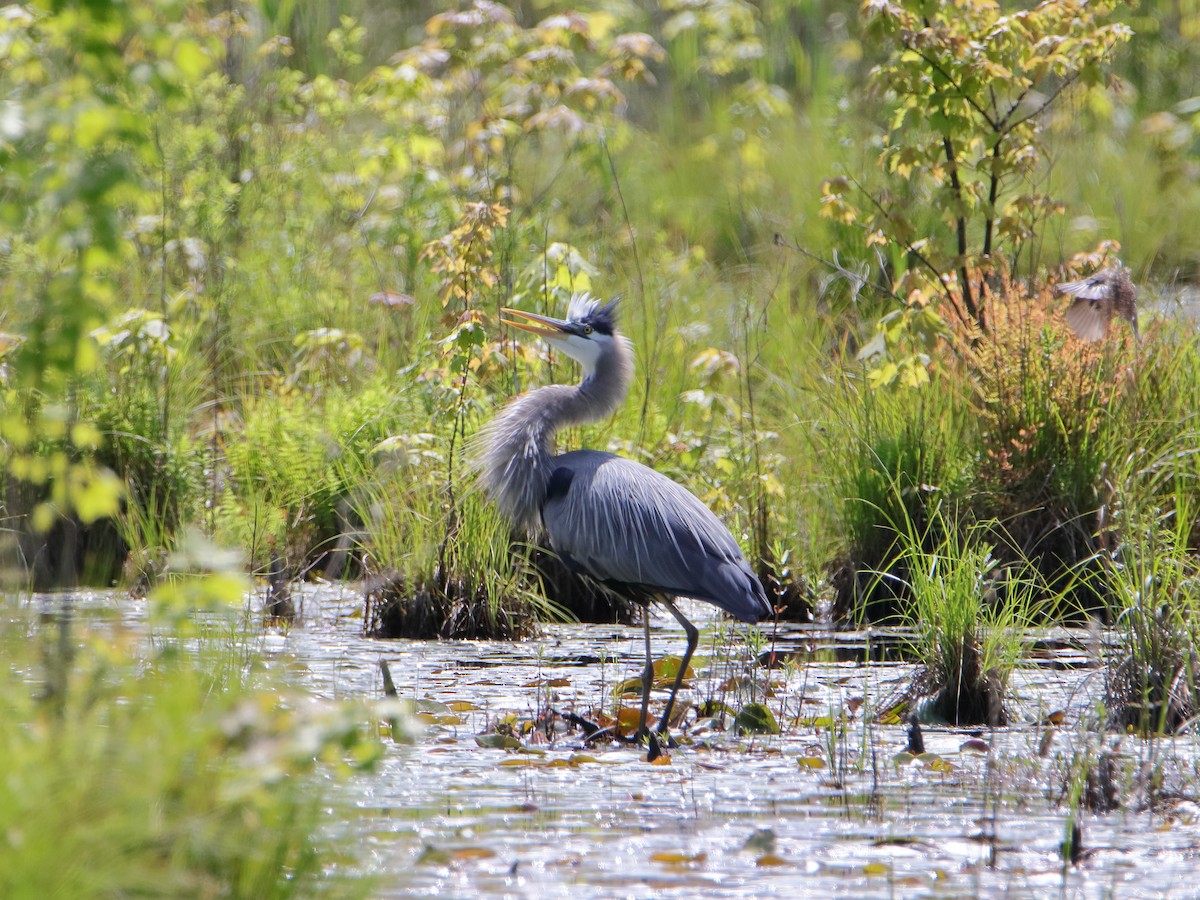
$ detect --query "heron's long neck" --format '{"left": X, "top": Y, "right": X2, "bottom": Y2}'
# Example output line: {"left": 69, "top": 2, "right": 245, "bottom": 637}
{"left": 479, "top": 335, "right": 633, "bottom": 533}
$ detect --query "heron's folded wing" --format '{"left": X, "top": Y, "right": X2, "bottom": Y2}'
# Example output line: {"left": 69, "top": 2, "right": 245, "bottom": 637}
{"left": 543, "top": 453, "right": 770, "bottom": 623}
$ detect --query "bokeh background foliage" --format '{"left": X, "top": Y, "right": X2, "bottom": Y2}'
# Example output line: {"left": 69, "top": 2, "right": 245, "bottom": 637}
{"left": 2, "top": 0, "right": 1200, "bottom": 626}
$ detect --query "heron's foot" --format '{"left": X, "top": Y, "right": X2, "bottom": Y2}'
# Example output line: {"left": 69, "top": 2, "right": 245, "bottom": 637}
{"left": 645, "top": 731, "right": 665, "bottom": 763}
{"left": 617, "top": 726, "right": 679, "bottom": 758}
{"left": 640, "top": 729, "right": 681, "bottom": 762}
{"left": 620, "top": 726, "right": 651, "bottom": 746}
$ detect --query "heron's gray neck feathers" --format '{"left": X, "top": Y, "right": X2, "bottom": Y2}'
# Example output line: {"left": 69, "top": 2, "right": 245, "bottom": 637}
{"left": 479, "top": 334, "right": 633, "bottom": 534}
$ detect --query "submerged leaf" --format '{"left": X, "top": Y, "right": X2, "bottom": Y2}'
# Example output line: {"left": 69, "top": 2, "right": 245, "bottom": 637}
{"left": 475, "top": 732, "right": 522, "bottom": 750}
{"left": 615, "top": 706, "right": 645, "bottom": 732}
{"left": 614, "top": 677, "right": 644, "bottom": 697}
{"left": 419, "top": 713, "right": 466, "bottom": 726}
{"left": 566, "top": 753, "right": 609, "bottom": 765}
{"left": 451, "top": 847, "right": 497, "bottom": 861}
{"left": 650, "top": 850, "right": 706, "bottom": 865}
{"left": 733, "top": 703, "right": 780, "bottom": 734}
{"left": 654, "top": 655, "right": 695, "bottom": 679}
{"left": 921, "top": 754, "right": 955, "bottom": 772}
{"left": 743, "top": 828, "right": 777, "bottom": 854}
{"left": 756, "top": 853, "right": 790, "bottom": 867}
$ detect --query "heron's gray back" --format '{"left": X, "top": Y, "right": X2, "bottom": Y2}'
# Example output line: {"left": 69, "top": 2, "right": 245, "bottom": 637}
{"left": 542, "top": 450, "right": 771, "bottom": 623}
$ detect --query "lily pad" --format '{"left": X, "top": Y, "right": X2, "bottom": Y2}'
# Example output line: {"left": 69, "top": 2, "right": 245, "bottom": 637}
{"left": 743, "top": 828, "right": 777, "bottom": 854}
{"left": 475, "top": 732, "right": 522, "bottom": 750}
{"left": 733, "top": 702, "right": 780, "bottom": 735}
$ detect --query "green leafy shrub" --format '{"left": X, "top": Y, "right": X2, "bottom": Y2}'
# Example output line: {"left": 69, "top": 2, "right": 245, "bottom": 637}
{"left": 213, "top": 380, "right": 408, "bottom": 576}
{"left": 0, "top": 570, "right": 401, "bottom": 897}
{"left": 826, "top": 0, "right": 1131, "bottom": 382}
{"left": 967, "top": 274, "right": 1134, "bottom": 613}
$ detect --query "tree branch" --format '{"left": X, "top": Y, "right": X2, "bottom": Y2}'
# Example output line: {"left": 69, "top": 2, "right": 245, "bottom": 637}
{"left": 1006, "top": 71, "right": 1080, "bottom": 132}
{"left": 844, "top": 172, "right": 974, "bottom": 332}
{"left": 983, "top": 137, "right": 1002, "bottom": 258}
{"left": 771, "top": 232, "right": 903, "bottom": 306}
{"left": 940, "top": 135, "right": 978, "bottom": 327}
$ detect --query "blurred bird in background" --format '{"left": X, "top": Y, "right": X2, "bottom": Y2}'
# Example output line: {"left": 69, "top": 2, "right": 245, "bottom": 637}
{"left": 1055, "top": 264, "right": 1139, "bottom": 343}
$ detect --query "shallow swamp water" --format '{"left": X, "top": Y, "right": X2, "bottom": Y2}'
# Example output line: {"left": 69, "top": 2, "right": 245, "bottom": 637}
{"left": 49, "top": 584, "right": 1200, "bottom": 898}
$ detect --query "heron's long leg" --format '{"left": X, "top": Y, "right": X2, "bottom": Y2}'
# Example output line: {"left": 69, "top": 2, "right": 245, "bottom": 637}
{"left": 637, "top": 605, "right": 654, "bottom": 737}
{"left": 658, "top": 598, "right": 699, "bottom": 735}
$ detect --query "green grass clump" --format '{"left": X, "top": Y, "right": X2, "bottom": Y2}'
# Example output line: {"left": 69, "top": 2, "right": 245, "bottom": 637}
{"left": 346, "top": 437, "right": 557, "bottom": 638}
{"left": 818, "top": 372, "right": 974, "bottom": 622}
{"left": 819, "top": 287, "right": 1200, "bottom": 626}
{"left": 210, "top": 380, "right": 412, "bottom": 578}
{"left": 897, "top": 517, "right": 1045, "bottom": 726}
{"left": 1103, "top": 444, "right": 1200, "bottom": 733}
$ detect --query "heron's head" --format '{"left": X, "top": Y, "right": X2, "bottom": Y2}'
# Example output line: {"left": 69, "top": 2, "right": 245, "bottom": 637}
{"left": 501, "top": 293, "right": 620, "bottom": 378}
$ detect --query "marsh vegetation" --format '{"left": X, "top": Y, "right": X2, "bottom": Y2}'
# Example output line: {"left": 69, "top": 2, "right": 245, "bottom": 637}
{"left": 5, "top": 0, "right": 1200, "bottom": 893}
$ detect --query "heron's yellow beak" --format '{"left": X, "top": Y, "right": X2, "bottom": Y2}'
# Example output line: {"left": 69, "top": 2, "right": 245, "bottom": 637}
{"left": 500, "top": 307, "right": 571, "bottom": 340}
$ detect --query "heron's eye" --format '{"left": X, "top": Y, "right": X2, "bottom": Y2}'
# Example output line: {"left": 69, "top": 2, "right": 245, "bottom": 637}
{"left": 582, "top": 325, "right": 593, "bottom": 335}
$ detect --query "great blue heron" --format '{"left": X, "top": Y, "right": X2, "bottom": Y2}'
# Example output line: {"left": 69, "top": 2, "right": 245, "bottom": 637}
{"left": 1056, "top": 265, "right": 1139, "bottom": 342}
{"left": 477, "top": 292, "right": 772, "bottom": 744}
